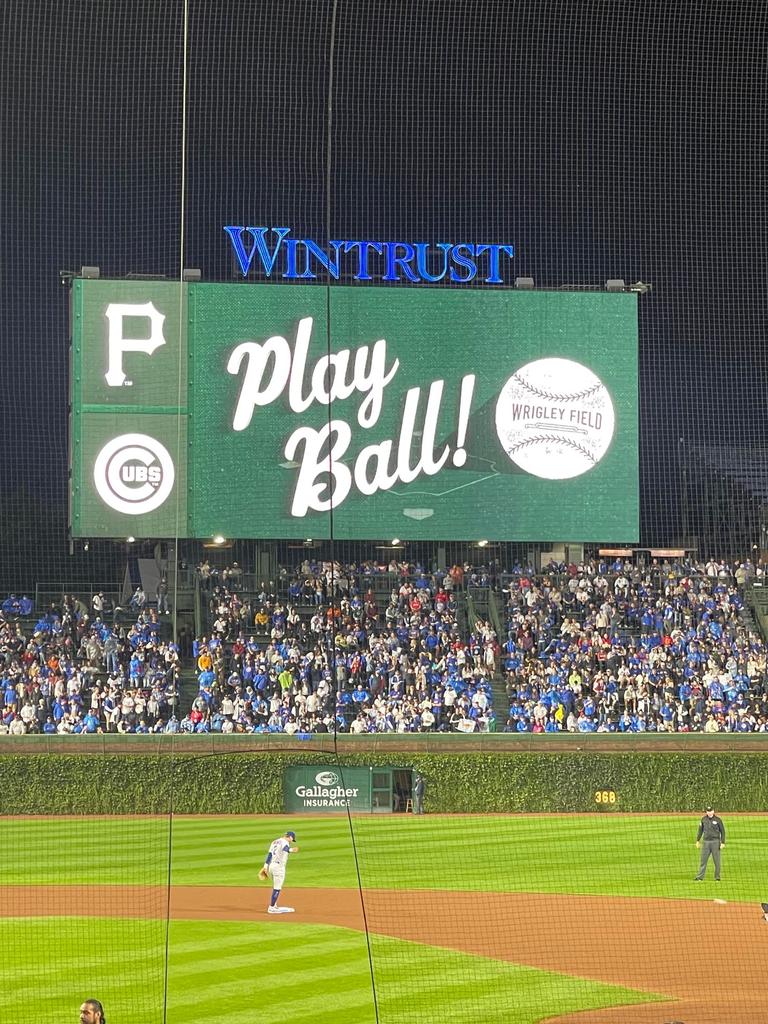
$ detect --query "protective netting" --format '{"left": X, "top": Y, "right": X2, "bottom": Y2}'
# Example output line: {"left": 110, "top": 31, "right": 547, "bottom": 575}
{"left": 4, "top": 750, "right": 768, "bottom": 1023}
{"left": 3, "top": 767, "right": 171, "bottom": 1023}
{"left": 1, "top": 0, "right": 767, "bottom": 593}
{"left": 4, "top": 1, "right": 768, "bottom": 1021}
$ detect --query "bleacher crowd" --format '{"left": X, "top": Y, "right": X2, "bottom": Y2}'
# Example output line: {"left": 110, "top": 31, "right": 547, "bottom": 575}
{"left": 499, "top": 558, "right": 767, "bottom": 733}
{"left": 189, "top": 555, "right": 768, "bottom": 735}
{"left": 187, "top": 560, "right": 495, "bottom": 735}
{"left": 0, "top": 594, "right": 180, "bottom": 734}
{"left": 0, "top": 555, "right": 767, "bottom": 735}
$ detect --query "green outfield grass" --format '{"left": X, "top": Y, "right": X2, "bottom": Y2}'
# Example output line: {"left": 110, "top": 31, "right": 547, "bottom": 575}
{"left": 5, "top": 814, "right": 765, "bottom": 1023}
{"left": 2, "top": 916, "right": 657, "bottom": 1024}
{"left": 5, "top": 813, "right": 766, "bottom": 900}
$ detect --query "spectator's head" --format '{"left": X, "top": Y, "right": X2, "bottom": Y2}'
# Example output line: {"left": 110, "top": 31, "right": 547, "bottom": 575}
{"left": 80, "top": 1000, "right": 105, "bottom": 1024}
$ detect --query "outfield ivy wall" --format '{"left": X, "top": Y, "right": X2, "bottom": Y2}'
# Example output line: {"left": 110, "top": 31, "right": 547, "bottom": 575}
{"left": 1, "top": 750, "right": 768, "bottom": 815}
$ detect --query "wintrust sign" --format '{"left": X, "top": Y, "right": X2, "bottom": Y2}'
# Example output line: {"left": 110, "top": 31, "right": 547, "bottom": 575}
{"left": 224, "top": 226, "right": 515, "bottom": 284}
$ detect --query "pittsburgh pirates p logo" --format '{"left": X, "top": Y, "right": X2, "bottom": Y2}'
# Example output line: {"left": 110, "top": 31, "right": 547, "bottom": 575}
{"left": 104, "top": 302, "right": 166, "bottom": 387}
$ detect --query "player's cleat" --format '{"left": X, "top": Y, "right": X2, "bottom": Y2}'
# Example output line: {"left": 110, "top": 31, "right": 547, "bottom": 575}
{"left": 267, "top": 906, "right": 279, "bottom": 914}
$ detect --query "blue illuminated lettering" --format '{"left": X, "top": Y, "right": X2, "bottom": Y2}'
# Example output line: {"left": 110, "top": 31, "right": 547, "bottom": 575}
{"left": 225, "top": 226, "right": 290, "bottom": 277}
{"left": 299, "top": 240, "right": 343, "bottom": 280}
{"left": 343, "top": 241, "right": 384, "bottom": 281}
{"left": 475, "top": 243, "right": 516, "bottom": 284}
{"left": 449, "top": 244, "right": 477, "bottom": 283}
{"left": 285, "top": 238, "right": 301, "bottom": 278}
{"left": 222, "top": 226, "right": 515, "bottom": 284}
{"left": 383, "top": 242, "right": 419, "bottom": 283}
{"left": 414, "top": 242, "right": 451, "bottom": 282}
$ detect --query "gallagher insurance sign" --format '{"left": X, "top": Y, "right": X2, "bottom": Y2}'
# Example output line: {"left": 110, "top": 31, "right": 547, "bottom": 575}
{"left": 283, "top": 766, "right": 372, "bottom": 812}
{"left": 69, "top": 279, "right": 638, "bottom": 541}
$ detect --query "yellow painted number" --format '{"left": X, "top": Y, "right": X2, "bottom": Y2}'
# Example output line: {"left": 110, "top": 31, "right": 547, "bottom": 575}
{"left": 595, "top": 790, "right": 617, "bottom": 804}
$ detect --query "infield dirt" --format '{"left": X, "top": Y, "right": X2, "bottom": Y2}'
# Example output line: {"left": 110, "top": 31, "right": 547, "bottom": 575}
{"left": 5, "top": 885, "right": 760, "bottom": 1023}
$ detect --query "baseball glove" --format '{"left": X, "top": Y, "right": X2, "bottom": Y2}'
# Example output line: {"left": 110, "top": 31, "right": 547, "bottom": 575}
{"left": 258, "top": 867, "right": 269, "bottom": 881}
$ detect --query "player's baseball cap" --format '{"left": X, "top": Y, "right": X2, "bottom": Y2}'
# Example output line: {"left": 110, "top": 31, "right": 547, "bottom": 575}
{"left": 285, "top": 830, "right": 296, "bottom": 840}
{"left": 705, "top": 805, "right": 714, "bottom": 811}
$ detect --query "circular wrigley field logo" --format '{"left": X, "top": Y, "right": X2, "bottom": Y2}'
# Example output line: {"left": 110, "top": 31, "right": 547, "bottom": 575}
{"left": 93, "top": 433, "right": 175, "bottom": 515}
{"left": 495, "top": 358, "right": 615, "bottom": 480}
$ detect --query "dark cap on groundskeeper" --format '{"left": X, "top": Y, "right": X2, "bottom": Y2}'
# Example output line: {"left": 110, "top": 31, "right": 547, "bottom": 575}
{"left": 285, "top": 830, "right": 296, "bottom": 840}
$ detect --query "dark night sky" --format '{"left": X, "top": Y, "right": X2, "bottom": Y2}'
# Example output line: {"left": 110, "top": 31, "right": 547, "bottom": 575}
{"left": 2, "top": 0, "right": 768, "bottom": 583}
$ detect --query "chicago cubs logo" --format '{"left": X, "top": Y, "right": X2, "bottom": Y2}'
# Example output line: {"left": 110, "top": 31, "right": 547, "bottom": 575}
{"left": 93, "top": 433, "right": 175, "bottom": 515}
{"left": 315, "top": 771, "right": 340, "bottom": 786}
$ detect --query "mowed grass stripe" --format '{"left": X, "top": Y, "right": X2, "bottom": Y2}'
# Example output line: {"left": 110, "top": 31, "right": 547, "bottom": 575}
{"left": 170, "top": 928, "right": 365, "bottom": 962}
{"left": 5, "top": 813, "right": 768, "bottom": 901}
{"left": 169, "top": 947, "right": 369, "bottom": 990}
{"left": 1, "top": 915, "right": 661, "bottom": 1024}
{"left": 1, "top": 815, "right": 172, "bottom": 885}
{"left": 368, "top": 933, "right": 661, "bottom": 1024}
{"left": 169, "top": 997, "right": 376, "bottom": 1024}
{"left": 0, "top": 917, "right": 166, "bottom": 1017}
{"left": 167, "top": 920, "right": 378, "bottom": 1024}
{"left": 169, "top": 965, "right": 373, "bottom": 1009}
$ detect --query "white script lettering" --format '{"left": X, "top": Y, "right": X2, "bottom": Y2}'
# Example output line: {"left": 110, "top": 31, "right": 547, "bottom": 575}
{"left": 227, "top": 316, "right": 399, "bottom": 430}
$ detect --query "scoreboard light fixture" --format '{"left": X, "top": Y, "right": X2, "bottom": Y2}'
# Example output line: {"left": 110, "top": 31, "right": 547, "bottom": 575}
{"left": 182, "top": 268, "right": 202, "bottom": 281}
{"left": 605, "top": 279, "right": 626, "bottom": 292}
{"left": 81, "top": 266, "right": 101, "bottom": 279}
{"left": 514, "top": 277, "right": 535, "bottom": 290}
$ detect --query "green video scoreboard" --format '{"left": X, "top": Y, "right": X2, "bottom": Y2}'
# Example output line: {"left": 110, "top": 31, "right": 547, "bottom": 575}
{"left": 70, "top": 280, "right": 639, "bottom": 541}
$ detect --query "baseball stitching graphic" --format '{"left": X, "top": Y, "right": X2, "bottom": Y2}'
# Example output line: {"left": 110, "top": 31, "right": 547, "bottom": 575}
{"left": 495, "top": 358, "right": 615, "bottom": 480}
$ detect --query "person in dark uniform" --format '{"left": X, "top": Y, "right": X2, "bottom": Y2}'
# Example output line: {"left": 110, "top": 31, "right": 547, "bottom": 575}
{"left": 413, "top": 772, "right": 425, "bottom": 814}
{"left": 695, "top": 805, "right": 725, "bottom": 880}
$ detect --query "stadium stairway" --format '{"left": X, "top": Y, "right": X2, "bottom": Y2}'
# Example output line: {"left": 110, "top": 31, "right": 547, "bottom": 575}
{"left": 177, "top": 666, "right": 197, "bottom": 717}
{"left": 464, "top": 587, "right": 507, "bottom": 723}
{"left": 487, "top": 588, "right": 507, "bottom": 642}
{"left": 743, "top": 581, "right": 767, "bottom": 642}
{"left": 489, "top": 671, "right": 508, "bottom": 725}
